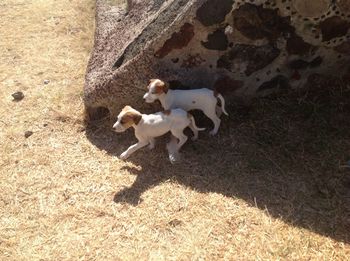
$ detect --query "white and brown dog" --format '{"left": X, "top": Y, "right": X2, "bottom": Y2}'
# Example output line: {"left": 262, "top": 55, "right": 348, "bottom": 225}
{"left": 143, "top": 79, "right": 229, "bottom": 135}
{"left": 113, "top": 106, "right": 205, "bottom": 161}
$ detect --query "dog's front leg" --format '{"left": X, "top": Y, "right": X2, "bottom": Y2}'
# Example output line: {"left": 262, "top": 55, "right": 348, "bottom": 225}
{"left": 148, "top": 138, "right": 155, "bottom": 150}
{"left": 120, "top": 141, "right": 148, "bottom": 160}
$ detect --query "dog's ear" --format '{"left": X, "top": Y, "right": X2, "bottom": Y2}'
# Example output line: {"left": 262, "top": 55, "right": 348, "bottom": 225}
{"left": 121, "top": 111, "right": 142, "bottom": 126}
{"left": 159, "top": 80, "right": 169, "bottom": 94}
{"left": 130, "top": 112, "right": 142, "bottom": 125}
{"left": 148, "top": 79, "right": 156, "bottom": 89}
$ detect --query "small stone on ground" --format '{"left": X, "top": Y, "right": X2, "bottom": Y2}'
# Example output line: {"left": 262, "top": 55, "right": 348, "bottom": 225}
{"left": 24, "top": 131, "right": 33, "bottom": 138}
{"left": 12, "top": 91, "right": 24, "bottom": 101}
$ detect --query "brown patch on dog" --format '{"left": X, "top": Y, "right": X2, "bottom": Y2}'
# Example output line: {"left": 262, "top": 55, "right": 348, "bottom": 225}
{"left": 187, "top": 112, "right": 193, "bottom": 119}
{"left": 119, "top": 106, "right": 142, "bottom": 127}
{"left": 162, "top": 110, "right": 171, "bottom": 116}
{"left": 120, "top": 111, "right": 142, "bottom": 127}
{"left": 131, "top": 112, "right": 142, "bottom": 125}
{"left": 163, "top": 82, "right": 169, "bottom": 94}
{"left": 152, "top": 85, "right": 164, "bottom": 94}
{"left": 150, "top": 79, "right": 168, "bottom": 94}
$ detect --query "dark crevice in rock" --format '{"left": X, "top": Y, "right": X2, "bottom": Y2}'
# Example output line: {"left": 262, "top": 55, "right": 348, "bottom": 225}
{"left": 213, "top": 76, "right": 244, "bottom": 95}
{"left": 320, "top": 16, "right": 350, "bottom": 42}
{"left": 201, "top": 29, "right": 228, "bottom": 51}
{"left": 309, "top": 56, "right": 323, "bottom": 68}
{"left": 286, "top": 33, "right": 316, "bottom": 55}
{"left": 289, "top": 59, "right": 310, "bottom": 70}
{"left": 155, "top": 23, "right": 195, "bottom": 58}
{"left": 289, "top": 56, "right": 323, "bottom": 70}
{"left": 334, "top": 40, "right": 350, "bottom": 54}
{"left": 113, "top": 54, "right": 125, "bottom": 69}
{"left": 168, "top": 80, "right": 190, "bottom": 90}
{"left": 196, "top": 0, "right": 233, "bottom": 26}
{"left": 217, "top": 44, "right": 281, "bottom": 76}
{"left": 258, "top": 75, "right": 290, "bottom": 92}
{"left": 233, "top": 3, "right": 294, "bottom": 41}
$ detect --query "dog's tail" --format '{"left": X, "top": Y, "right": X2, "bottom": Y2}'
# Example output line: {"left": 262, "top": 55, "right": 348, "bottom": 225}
{"left": 214, "top": 77, "right": 233, "bottom": 117}
{"left": 187, "top": 113, "right": 205, "bottom": 131}
{"left": 217, "top": 94, "right": 229, "bottom": 116}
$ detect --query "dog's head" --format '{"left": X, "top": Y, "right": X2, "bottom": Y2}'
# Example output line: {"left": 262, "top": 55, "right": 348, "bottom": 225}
{"left": 143, "top": 79, "right": 168, "bottom": 103}
{"left": 113, "top": 106, "right": 142, "bottom": 132}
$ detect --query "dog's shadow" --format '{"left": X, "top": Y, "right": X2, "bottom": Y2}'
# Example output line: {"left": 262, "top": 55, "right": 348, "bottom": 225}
{"left": 85, "top": 93, "right": 350, "bottom": 243}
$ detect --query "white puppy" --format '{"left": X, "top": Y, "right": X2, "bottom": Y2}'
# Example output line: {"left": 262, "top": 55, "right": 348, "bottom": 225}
{"left": 143, "top": 79, "right": 229, "bottom": 135}
{"left": 113, "top": 106, "right": 205, "bottom": 161}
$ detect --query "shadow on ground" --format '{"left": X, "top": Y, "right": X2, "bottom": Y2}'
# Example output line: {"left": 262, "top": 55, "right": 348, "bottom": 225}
{"left": 86, "top": 75, "right": 350, "bottom": 243}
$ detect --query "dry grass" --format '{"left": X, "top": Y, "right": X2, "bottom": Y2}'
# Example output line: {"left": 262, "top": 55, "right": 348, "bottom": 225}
{"left": 1, "top": 0, "right": 350, "bottom": 260}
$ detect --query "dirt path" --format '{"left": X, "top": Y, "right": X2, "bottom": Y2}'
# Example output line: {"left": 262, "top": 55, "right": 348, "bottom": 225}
{"left": 0, "top": 0, "right": 349, "bottom": 260}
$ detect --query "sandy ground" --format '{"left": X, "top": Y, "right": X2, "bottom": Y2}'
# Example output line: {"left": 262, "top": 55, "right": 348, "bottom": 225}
{"left": 1, "top": 0, "right": 350, "bottom": 260}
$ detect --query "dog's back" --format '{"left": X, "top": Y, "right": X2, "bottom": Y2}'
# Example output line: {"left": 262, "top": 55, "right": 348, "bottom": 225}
{"left": 139, "top": 109, "right": 189, "bottom": 136}
{"left": 168, "top": 88, "right": 215, "bottom": 111}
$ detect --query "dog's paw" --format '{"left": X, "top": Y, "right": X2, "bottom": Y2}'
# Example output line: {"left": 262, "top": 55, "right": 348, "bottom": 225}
{"left": 148, "top": 144, "right": 155, "bottom": 150}
{"left": 191, "top": 136, "right": 198, "bottom": 141}
{"left": 209, "top": 130, "right": 218, "bottom": 136}
{"left": 168, "top": 152, "right": 180, "bottom": 164}
{"left": 119, "top": 152, "right": 129, "bottom": 160}
{"left": 169, "top": 154, "right": 176, "bottom": 164}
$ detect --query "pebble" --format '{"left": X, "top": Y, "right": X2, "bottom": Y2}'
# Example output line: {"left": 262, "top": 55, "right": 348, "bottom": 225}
{"left": 43, "top": 79, "right": 50, "bottom": 85}
{"left": 12, "top": 91, "right": 24, "bottom": 101}
{"left": 24, "top": 131, "right": 33, "bottom": 138}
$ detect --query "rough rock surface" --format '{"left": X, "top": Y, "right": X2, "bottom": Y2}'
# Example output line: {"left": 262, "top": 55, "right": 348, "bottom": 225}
{"left": 84, "top": 0, "right": 350, "bottom": 120}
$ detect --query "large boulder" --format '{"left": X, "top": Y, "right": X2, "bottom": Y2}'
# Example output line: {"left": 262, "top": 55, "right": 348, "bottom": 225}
{"left": 84, "top": 0, "right": 350, "bottom": 120}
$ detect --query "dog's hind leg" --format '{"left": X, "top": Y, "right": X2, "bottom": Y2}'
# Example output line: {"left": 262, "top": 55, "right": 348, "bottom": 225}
{"left": 203, "top": 107, "right": 221, "bottom": 135}
{"left": 170, "top": 129, "right": 188, "bottom": 151}
{"left": 188, "top": 123, "right": 199, "bottom": 141}
{"left": 148, "top": 138, "right": 155, "bottom": 150}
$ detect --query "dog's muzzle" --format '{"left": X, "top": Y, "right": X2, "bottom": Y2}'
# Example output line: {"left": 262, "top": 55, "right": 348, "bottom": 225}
{"left": 143, "top": 93, "right": 154, "bottom": 103}
{"left": 113, "top": 123, "right": 126, "bottom": 133}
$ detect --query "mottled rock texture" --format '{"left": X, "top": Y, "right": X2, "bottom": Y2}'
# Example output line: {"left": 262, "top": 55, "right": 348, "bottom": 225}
{"left": 84, "top": 0, "right": 350, "bottom": 120}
